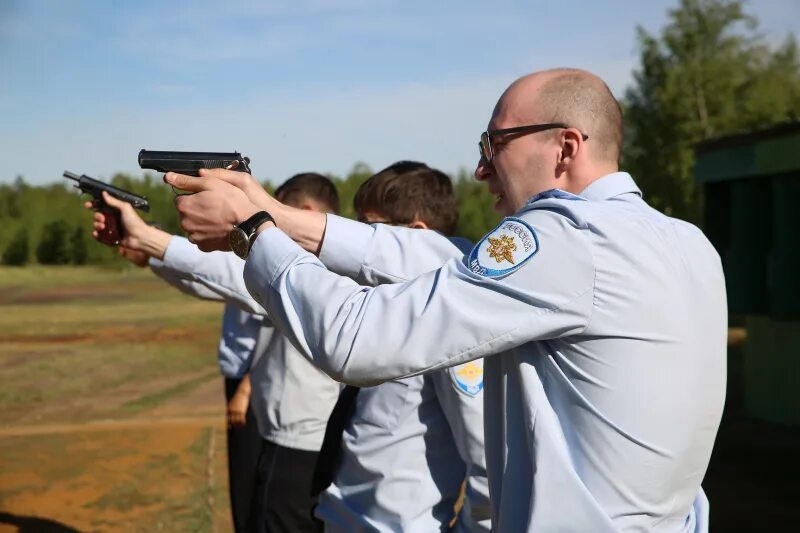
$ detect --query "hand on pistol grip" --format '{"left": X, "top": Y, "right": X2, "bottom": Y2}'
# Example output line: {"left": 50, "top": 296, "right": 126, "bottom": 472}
{"left": 96, "top": 205, "right": 123, "bottom": 246}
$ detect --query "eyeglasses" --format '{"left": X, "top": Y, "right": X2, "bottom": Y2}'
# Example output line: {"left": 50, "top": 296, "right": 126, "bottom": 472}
{"left": 478, "top": 123, "right": 589, "bottom": 163}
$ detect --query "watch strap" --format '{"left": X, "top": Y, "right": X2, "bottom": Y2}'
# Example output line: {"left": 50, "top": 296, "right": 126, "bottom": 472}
{"left": 237, "top": 211, "right": 275, "bottom": 238}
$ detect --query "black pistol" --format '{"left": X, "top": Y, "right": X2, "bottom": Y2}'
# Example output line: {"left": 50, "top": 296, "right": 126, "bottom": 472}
{"left": 138, "top": 150, "right": 252, "bottom": 177}
{"left": 63, "top": 171, "right": 150, "bottom": 246}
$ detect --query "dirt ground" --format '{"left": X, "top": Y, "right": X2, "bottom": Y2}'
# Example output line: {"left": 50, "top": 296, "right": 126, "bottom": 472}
{"left": 0, "top": 266, "right": 235, "bottom": 532}
{"left": 0, "top": 380, "right": 234, "bottom": 532}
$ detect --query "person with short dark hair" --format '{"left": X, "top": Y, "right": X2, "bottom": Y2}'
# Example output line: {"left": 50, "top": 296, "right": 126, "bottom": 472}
{"left": 245, "top": 173, "right": 340, "bottom": 533}
{"left": 89, "top": 172, "right": 342, "bottom": 533}
{"left": 353, "top": 161, "right": 458, "bottom": 235}
{"left": 312, "top": 162, "right": 490, "bottom": 532}
{"left": 275, "top": 172, "right": 340, "bottom": 215}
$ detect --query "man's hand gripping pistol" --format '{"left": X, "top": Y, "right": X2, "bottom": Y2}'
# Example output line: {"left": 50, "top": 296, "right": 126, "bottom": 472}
{"left": 138, "top": 150, "right": 252, "bottom": 194}
{"left": 63, "top": 171, "right": 150, "bottom": 246}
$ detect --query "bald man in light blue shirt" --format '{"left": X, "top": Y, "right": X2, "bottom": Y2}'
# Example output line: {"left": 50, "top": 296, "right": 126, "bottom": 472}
{"left": 168, "top": 67, "right": 726, "bottom": 532}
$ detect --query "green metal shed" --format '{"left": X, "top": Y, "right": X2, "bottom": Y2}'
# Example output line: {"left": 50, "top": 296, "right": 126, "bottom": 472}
{"left": 695, "top": 121, "right": 800, "bottom": 425}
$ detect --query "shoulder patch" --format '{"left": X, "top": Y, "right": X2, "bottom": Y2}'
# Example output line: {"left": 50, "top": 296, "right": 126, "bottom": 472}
{"left": 450, "top": 361, "right": 484, "bottom": 397}
{"left": 467, "top": 217, "right": 539, "bottom": 278}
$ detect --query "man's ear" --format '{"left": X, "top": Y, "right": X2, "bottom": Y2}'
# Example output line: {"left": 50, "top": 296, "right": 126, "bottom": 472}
{"left": 559, "top": 129, "right": 583, "bottom": 165}
{"left": 555, "top": 129, "right": 585, "bottom": 182}
{"left": 407, "top": 220, "right": 429, "bottom": 230}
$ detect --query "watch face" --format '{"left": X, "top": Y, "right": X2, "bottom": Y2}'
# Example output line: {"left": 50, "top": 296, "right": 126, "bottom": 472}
{"left": 229, "top": 227, "right": 250, "bottom": 259}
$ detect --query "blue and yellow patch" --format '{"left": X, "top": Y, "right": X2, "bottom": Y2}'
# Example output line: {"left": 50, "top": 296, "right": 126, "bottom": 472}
{"left": 467, "top": 217, "right": 539, "bottom": 279}
{"left": 450, "top": 361, "right": 484, "bottom": 397}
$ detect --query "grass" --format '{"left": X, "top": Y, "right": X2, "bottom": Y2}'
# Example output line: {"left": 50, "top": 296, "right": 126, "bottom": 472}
{"left": 0, "top": 265, "right": 233, "bottom": 531}
{"left": 118, "top": 370, "right": 222, "bottom": 416}
{"left": 0, "top": 265, "right": 223, "bottom": 424}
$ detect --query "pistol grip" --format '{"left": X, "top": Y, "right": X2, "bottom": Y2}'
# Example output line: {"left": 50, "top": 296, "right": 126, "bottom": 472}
{"left": 97, "top": 206, "right": 123, "bottom": 246}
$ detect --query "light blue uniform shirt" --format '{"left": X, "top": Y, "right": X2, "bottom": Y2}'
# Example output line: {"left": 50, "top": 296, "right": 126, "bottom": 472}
{"left": 150, "top": 236, "right": 339, "bottom": 450}
{"left": 316, "top": 235, "right": 491, "bottom": 532}
{"left": 216, "top": 304, "right": 262, "bottom": 378}
{"left": 242, "top": 173, "right": 726, "bottom": 532}
{"left": 157, "top": 233, "right": 491, "bottom": 529}
{"left": 149, "top": 248, "right": 260, "bottom": 379}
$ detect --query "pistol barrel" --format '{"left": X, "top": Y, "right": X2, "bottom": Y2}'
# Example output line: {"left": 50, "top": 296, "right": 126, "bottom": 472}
{"left": 138, "top": 149, "right": 251, "bottom": 176}
{"left": 62, "top": 170, "right": 150, "bottom": 212}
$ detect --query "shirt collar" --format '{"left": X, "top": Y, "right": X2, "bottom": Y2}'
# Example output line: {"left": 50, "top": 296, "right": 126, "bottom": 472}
{"left": 578, "top": 172, "right": 642, "bottom": 201}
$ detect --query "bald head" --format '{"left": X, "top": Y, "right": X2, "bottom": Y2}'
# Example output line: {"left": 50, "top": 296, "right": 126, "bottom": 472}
{"left": 477, "top": 68, "right": 624, "bottom": 214}
{"left": 500, "top": 68, "right": 623, "bottom": 164}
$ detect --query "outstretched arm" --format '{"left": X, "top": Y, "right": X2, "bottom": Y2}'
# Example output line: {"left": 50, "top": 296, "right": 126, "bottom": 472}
{"left": 86, "top": 192, "right": 171, "bottom": 260}
{"left": 318, "top": 215, "right": 469, "bottom": 285}
{"left": 165, "top": 169, "right": 470, "bottom": 286}
{"left": 241, "top": 222, "right": 593, "bottom": 385}
{"left": 168, "top": 171, "right": 594, "bottom": 385}
{"left": 89, "top": 192, "right": 266, "bottom": 315}
{"left": 150, "top": 237, "right": 266, "bottom": 316}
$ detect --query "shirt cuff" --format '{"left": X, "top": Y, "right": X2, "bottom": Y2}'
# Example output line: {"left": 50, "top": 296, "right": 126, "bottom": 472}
{"left": 160, "top": 235, "right": 204, "bottom": 273}
{"left": 244, "top": 227, "right": 306, "bottom": 304}
{"left": 318, "top": 214, "right": 374, "bottom": 278}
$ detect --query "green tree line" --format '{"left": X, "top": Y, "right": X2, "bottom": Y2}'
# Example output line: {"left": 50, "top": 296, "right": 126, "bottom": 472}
{"left": 0, "top": 167, "right": 500, "bottom": 267}
{"left": 1, "top": 0, "right": 798, "bottom": 266}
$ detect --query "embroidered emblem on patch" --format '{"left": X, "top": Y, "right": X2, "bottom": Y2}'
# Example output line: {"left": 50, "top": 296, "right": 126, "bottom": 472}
{"left": 467, "top": 217, "right": 539, "bottom": 278}
{"left": 487, "top": 234, "right": 517, "bottom": 264}
{"left": 450, "top": 361, "right": 484, "bottom": 397}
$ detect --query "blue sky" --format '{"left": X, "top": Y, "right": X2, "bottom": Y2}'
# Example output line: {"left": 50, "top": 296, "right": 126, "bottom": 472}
{"left": 1, "top": 0, "right": 797, "bottom": 185}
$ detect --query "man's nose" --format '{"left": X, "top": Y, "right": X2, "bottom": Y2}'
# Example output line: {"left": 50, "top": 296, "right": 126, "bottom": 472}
{"left": 475, "top": 158, "right": 491, "bottom": 181}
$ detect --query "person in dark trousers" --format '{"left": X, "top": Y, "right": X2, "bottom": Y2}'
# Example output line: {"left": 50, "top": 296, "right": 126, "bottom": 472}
{"left": 88, "top": 173, "right": 341, "bottom": 532}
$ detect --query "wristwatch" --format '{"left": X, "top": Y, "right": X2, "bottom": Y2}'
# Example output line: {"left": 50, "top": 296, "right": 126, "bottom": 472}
{"left": 229, "top": 211, "right": 275, "bottom": 259}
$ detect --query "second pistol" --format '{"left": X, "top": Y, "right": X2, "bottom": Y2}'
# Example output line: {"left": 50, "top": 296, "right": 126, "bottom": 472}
{"left": 63, "top": 171, "right": 149, "bottom": 246}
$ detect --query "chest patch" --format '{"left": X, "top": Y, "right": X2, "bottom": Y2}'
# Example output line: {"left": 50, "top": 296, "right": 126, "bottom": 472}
{"left": 450, "top": 361, "right": 484, "bottom": 397}
{"left": 467, "top": 217, "right": 539, "bottom": 278}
